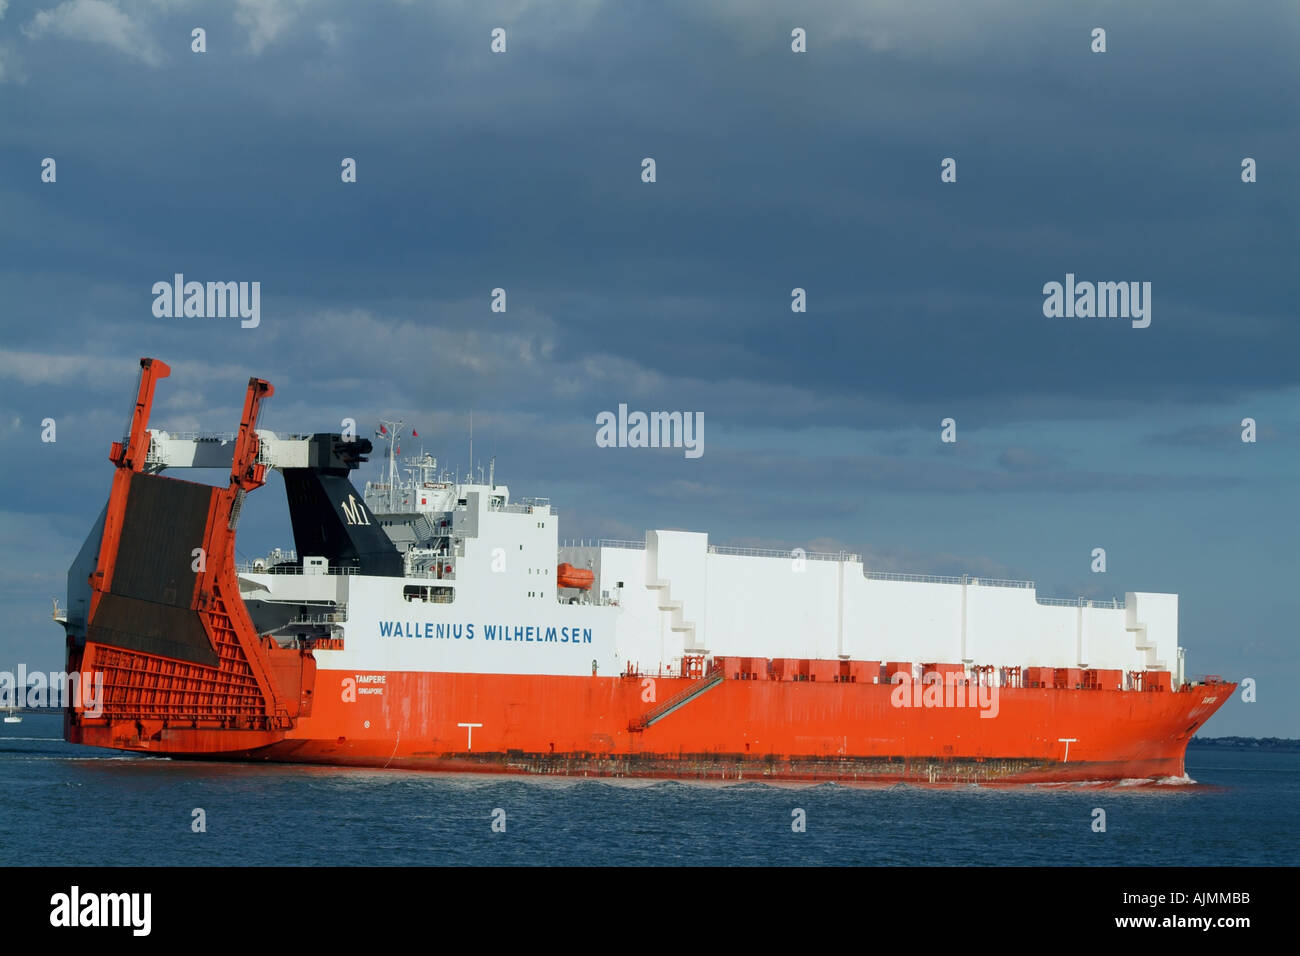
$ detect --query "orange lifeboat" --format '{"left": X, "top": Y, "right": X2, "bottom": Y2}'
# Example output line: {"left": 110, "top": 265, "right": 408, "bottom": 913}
{"left": 556, "top": 562, "right": 595, "bottom": 590}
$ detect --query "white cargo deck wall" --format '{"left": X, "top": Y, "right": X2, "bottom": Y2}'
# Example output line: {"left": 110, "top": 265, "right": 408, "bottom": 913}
{"left": 705, "top": 553, "right": 844, "bottom": 660}
{"left": 596, "top": 532, "right": 1178, "bottom": 676}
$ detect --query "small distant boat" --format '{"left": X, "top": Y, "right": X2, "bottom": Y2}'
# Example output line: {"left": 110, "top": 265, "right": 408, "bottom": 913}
{"left": 3, "top": 714, "right": 21, "bottom": 724}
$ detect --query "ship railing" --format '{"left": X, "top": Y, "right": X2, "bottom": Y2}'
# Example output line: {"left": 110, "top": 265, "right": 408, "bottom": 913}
{"left": 709, "top": 545, "right": 861, "bottom": 562}
{"left": 151, "top": 430, "right": 313, "bottom": 440}
{"left": 600, "top": 538, "right": 646, "bottom": 550}
{"left": 236, "top": 562, "right": 359, "bottom": 576}
{"left": 865, "top": 571, "right": 1036, "bottom": 589}
{"left": 1037, "top": 596, "right": 1125, "bottom": 609}
{"left": 405, "top": 569, "right": 456, "bottom": 580}
{"left": 153, "top": 431, "right": 237, "bottom": 442}
{"left": 247, "top": 548, "right": 297, "bottom": 567}
{"left": 287, "top": 611, "right": 347, "bottom": 625}
{"left": 561, "top": 539, "right": 647, "bottom": 550}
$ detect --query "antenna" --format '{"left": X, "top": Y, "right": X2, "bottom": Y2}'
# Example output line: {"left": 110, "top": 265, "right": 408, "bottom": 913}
{"left": 468, "top": 410, "right": 473, "bottom": 482}
{"left": 489, "top": 456, "right": 495, "bottom": 489}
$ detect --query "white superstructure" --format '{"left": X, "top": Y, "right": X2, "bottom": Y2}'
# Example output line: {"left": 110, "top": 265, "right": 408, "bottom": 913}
{"left": 565, "top": 535, "right": 1176, "bottom": 678}
{"left": 216, "top": 429, "right": 1180, "bottom": 688}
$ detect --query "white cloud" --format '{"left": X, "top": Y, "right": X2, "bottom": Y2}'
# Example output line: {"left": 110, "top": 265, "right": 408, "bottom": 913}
{"left": 234, "top": 0, "right": 308, "bottom": 55}
{"left": 22, "top": 0, "right": 163, "bottom": 66}
{"left": 0, "top": 352, "right": 123, "bottom": 389}
{"left": 0, "top": 351, "right": 250, "bottom": 391}
{"left": 702, "top": 0, "right": 1031, "bottom": 57}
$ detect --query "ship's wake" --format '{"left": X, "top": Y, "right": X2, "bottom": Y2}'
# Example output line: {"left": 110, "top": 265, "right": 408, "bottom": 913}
{"left": 1033, "top": 774, "right": 1198, "bottom": 789}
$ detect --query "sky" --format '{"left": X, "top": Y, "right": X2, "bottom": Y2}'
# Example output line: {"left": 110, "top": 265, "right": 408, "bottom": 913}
{"left": 0, "top": 0, "right": 1296, "bottom": 736}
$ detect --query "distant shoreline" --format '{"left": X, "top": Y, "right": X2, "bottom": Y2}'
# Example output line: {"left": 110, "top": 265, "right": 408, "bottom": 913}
{"left": 1189, "top": 736, "right": 1300, "bottom": 753}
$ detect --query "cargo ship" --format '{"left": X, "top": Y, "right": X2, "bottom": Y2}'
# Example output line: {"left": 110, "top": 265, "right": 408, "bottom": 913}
{"left": 57, "top": 358, "right": 1235, "bottom": 783}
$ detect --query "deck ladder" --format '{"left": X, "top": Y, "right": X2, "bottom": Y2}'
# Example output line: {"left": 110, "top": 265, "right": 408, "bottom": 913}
{"left": 628, "top": 667, "right": 724, "bottom": 733}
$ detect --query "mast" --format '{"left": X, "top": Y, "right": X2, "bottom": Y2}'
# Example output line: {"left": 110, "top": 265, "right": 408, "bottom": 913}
{"left": 377, "top": 418, "right": 403, "bottom": 512}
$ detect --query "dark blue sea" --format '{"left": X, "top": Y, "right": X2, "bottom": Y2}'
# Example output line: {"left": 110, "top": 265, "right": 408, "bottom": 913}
{"left": 2, "top": 714, "right": 1295, "bottom": 866}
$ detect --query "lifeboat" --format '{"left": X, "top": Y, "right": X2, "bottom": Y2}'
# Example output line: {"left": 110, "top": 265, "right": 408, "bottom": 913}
{"left": 556, "top": 562, "right": 595, "bottom": 590}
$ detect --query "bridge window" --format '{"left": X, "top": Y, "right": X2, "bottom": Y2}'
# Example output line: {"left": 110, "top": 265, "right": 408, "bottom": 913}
{"left": 404, "top": 585, "right": 454, "bottom": 604}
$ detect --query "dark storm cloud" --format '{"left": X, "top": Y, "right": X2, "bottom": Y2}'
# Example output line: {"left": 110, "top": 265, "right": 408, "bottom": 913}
{"left": 1, "top": 0, "right": 1296, "bottom": 425}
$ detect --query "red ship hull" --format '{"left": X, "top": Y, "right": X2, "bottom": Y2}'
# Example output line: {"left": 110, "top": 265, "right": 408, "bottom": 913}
{"left": 67, "top": 667, "right": 1235, "bottom": 784}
